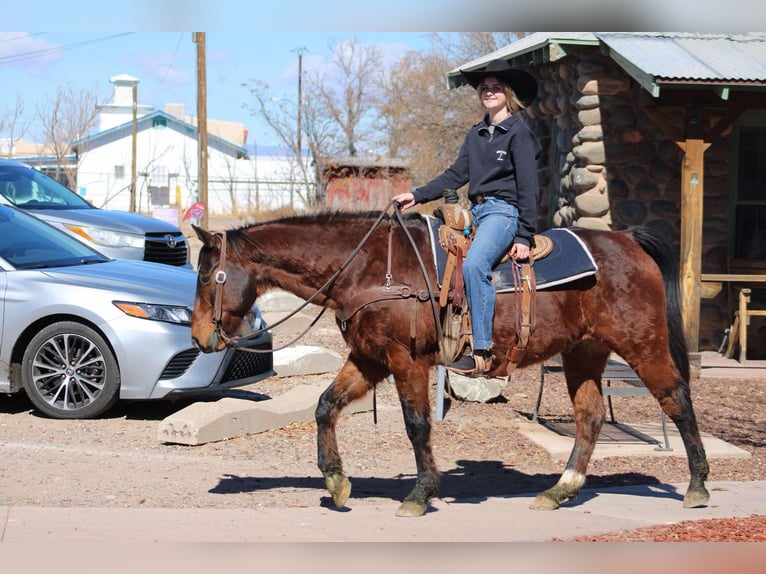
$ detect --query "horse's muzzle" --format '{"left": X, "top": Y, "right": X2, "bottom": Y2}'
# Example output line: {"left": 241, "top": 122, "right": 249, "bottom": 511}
{"left": 191, "top": 331, "right": 223, "bottom": 353}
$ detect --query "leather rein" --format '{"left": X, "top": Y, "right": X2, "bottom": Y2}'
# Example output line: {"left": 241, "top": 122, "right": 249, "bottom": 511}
{"left": 208, "top": 201, "right": 443, "bottom": 355}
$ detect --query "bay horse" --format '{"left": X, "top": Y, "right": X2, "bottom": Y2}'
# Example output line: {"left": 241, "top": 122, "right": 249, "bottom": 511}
{"left": 190, "top": 207, "right": 710, "bottom": 517}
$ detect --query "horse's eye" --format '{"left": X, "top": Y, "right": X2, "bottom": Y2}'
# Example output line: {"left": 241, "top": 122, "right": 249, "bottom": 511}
{"left": 198, "top": 273, "right": 212, "bottom": 284}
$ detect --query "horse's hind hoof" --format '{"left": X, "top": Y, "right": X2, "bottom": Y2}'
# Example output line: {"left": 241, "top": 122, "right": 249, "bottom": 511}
{"left": 324, "top": 473, "right": 352, "bottom": 507}
{"left": 529, "top": 493, "right": 560, "bottom": 511}
{"left": 396, "top": 500, "right": 427, "bottom": 517}
{"left": 683, "top": 488, "right": 710, "bottom": 508}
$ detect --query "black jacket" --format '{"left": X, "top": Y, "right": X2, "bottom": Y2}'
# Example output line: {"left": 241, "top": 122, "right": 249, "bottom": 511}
{"left": 412, "top": 113, "right": 541, "bottom": 247}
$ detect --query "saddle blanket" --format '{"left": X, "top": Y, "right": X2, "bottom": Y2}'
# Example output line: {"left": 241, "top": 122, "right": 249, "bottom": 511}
{"left": 425, "top": 215, "right": 599, "bottom": 292}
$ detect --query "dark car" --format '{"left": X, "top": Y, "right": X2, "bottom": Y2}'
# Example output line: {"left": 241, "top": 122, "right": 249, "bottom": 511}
{"left": 0, "top": 158, "right": 189, "bottom": 267}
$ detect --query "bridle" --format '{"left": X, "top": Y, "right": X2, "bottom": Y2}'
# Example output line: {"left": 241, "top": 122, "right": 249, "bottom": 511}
{"left": 208, "top": 229, "right": 327, "bottom": 352}
{"left": 205, "top": 201, "right": 443, "bottom": 354}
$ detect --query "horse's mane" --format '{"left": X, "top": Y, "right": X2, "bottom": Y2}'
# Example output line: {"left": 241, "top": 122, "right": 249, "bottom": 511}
{"left": 224, "top": 209, "right": 427, "bottom": 260}
{"left": 229, "top": 209, "right": 426, "bottom": 235}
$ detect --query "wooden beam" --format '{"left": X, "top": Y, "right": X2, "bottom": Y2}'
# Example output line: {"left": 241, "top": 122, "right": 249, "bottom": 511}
{"left": 708, "top": 103, "right": 747, "bottom": 140}
{"left": 678, "top": 138, "right": 711, "bottom": 352}
{"left": 643, "top": 107, "right": 683, "bottom": 142}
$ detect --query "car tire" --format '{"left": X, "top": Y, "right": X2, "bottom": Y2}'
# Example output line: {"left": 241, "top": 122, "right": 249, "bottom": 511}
{"left": 21, "top": 321, "right": 121, "bottom": 419}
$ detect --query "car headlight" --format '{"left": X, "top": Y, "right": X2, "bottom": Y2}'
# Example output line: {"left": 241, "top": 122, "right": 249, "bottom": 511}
{"left": 65, "top": 225, "right": 145, "bottom": 249}
{"left": 113, "top": 301, "right": 192, "bottom": 325}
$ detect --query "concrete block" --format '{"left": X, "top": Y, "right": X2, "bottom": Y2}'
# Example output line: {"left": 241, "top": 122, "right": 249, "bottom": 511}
{"left": 158, "top": 383, "right": 372, "bottom": 445}
{"left": 262, "top": 311, "right": 317, "bottom": 334}
{"left": 273, "top": 345, "right": 344, "bottom": 377}
{"left": 257, "top": 290, "right": 313, "bottom": 313}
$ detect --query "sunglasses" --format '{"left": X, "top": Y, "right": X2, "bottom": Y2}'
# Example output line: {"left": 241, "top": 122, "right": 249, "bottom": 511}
{"left": 479, "top": 84, "right": 505, "bottom": 93}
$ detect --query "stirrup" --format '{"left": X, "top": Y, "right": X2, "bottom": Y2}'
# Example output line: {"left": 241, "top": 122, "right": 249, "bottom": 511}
{"left": 446, "top": 351, "right": 493, "bottom": 376}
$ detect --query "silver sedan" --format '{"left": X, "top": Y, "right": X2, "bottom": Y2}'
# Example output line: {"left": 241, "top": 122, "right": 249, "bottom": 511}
{"left": 0, "top": 204, "right": 274, "bottom": 419}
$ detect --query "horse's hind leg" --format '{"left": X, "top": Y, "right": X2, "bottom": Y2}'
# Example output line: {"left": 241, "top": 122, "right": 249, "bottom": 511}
{"left": 315, "top": 354, "right": 387, "bottom": 508}
{"left": 629, "top": 360, "right": 710, "bottom": 508}
{"left": 531, "top": 343, "right": 609, "bottom": 510}
{"left": 662, "top": 384, "right": 710, "bottom": 507}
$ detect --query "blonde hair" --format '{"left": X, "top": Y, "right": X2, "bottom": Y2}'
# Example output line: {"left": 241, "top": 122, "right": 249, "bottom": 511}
{"left": 476, "top": 82, "right": 525, "bottom": 113}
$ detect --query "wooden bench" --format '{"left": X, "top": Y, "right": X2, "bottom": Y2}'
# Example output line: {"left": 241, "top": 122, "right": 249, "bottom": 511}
{"left": 735, "top": 288, "right": 766, "bottom": 362}
{"left": 701, "top": 272, "right": 766, "bottom": 362}
{"left": 534, "top": 357, "right": 671, "bottom": 451}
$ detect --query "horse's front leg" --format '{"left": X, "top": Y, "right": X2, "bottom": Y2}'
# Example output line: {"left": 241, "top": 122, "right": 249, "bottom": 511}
{"left": 391, "top": 356, "right": 440, "bottom": 517}
{"left": 531, "top": 349, "right": 608, "bottom": 510}
{"left": 315, "top": 355, "right": 385, "bottom": 508}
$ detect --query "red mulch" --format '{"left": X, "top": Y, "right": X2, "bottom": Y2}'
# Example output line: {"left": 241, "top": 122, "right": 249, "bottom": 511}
{"left": 560, "top": 514, "right": 766, "bottom": 542}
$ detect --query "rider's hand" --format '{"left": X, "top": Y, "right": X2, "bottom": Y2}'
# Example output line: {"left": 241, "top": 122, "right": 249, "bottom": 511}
{"left": 392, "top": 192, "right": 415, "bottom": 211}
{"left": 509, "top": 242, "right": 530, "bottom": 261}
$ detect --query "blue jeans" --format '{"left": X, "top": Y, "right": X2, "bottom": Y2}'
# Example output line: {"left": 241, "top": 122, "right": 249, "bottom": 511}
{"left": 464, "top": 197, "right": 519, "bottom": 351}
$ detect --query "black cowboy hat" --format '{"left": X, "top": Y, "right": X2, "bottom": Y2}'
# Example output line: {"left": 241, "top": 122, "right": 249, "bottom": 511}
{"left": 460, "top": 59, "right": 538, "bottom": 105}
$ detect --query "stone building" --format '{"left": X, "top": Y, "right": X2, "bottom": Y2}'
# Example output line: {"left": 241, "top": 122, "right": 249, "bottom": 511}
{"left": 449, "top": 32, "right": 766, "bottom": 358}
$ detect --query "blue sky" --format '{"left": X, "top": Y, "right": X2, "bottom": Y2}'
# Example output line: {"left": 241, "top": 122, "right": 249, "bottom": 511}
{"left": 2, "top": 2, "right": 757, "bottom": 148}
{"left": 0, "top": 32, "right": 442, "bottom": 148}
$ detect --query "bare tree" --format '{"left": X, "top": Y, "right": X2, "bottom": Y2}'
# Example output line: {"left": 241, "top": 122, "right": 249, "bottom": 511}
{"left": 241, "top": 78, "right": 330, "bottom": 208}
{"left": 1, "top": 93, "right": 30, "bottom": 158}
{"left": 378, "top": 33, "right": 525, "bottom": 190}
{"left": 306, "top": 38, "right": 383, "bottom": 158}
{"left": 241, "top": 33, "right": 525, "bottom": 209}
{"left": 215, "top": 155, "right": 241, "bottom": 214}
{"left": 37, "top": 82, "right": 100, "bottom": 189}
{"left": 430, "top": 32, "right": 524, "bottom": 63}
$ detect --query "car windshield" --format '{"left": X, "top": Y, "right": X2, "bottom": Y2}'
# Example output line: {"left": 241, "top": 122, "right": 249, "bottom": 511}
{"left": 0, "top": 163, "right": 93, "bottom": 210}
{"left": 0, "top": 205, "right": 106, "bottom": 269}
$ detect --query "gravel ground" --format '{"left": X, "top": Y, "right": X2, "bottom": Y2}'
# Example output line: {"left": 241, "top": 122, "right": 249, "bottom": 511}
{"left": 1, "top": 308, "right": 764, "bottom": 541}
{"left": 1, "top": 216, "right": 762, "bottom": 540}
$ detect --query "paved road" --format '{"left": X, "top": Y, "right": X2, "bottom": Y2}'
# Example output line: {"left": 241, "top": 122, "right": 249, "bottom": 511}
{"left": 2, "top": 480, "right": 764, "bottom": 542}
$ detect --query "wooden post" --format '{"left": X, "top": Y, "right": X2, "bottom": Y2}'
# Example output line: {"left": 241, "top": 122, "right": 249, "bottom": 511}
{"left": 739, "top": 289, "right": 751, "bottom": 363}
{"left": 193, "top": 32, "right": 209, "bottom": 230}
{"left": 677, "top": 138, "right": 711, "bottom": 351}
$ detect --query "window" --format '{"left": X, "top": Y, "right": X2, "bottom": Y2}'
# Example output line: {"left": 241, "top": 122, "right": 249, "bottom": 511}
{"left": 732, "top": 116, "right": 766, "bottom": 260}
{"left": 114, "top": 165, "right": 125, "bottom": 178}
{"left": 152, "top": 117, "right": 167, "bottom": 129}
{"left": 149, "top": 164, "right": 169, "bottom": 206}
{"left": 149, "top": 185, "right": 169, "bottom": 205}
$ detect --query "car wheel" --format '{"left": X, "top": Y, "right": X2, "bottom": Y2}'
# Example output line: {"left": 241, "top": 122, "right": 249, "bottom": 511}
{"left": 21, "top": 321, "right": 121, "bottom": 419}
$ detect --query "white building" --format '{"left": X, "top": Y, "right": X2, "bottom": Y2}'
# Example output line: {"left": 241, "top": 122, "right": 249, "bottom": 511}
{"left": 72, "top": 74, "right": 313, "bottom": 220}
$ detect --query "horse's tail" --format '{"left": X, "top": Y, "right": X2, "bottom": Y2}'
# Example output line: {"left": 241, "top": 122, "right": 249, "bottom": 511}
{"left": 628, "top": 226, "right": 690, "bottom": 382}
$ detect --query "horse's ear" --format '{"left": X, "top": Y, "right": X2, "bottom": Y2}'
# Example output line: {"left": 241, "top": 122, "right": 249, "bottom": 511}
{"left": 192, "top": 224, "right": 214, "bottom": 246}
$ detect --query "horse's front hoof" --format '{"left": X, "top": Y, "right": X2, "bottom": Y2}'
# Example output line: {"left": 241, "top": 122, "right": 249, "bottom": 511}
{"left": 529, "top": 493, "right": 560, "bottom": 511}
{"left": 324, "top": 473, "right": 352, "bottom": 507}
{"left": 683, "top": 487, "right": 710, "bottom": 508}
{"left": 396, "top": 500, "right": 427, "bottom": 517}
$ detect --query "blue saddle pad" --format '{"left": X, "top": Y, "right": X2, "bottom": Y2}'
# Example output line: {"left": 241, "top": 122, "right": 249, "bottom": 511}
{"left": 426, "top": 216, "right": 598, "bottom": 292}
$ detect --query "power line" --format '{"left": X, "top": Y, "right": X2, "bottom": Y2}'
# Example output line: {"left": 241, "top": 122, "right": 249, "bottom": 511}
{"left": 147, "top": 32, "right": 185, "bottom": 99}
{"left": 0, "top": 33, "right": 45, "bottom": 45}
{"left": 0, "top": 33, "right": 135, "bottom": 66}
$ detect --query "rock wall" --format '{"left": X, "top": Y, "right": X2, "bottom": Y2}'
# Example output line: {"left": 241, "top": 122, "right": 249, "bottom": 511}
{"left": 524, "top": 49, "right": 734, "bottom": 351}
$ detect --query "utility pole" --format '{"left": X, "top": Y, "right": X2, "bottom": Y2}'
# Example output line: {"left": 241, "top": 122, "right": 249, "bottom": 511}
{"left": 194, "top": 32, "right": 209, "bottom": 229}
{"left": 295, "top": 47, "right": 305, "bottom": 156}
{"left": 130, "top": 80, "right": 138, "bottom": 213}
{"left": 294, "top": 46, "right": 306, "bottom": 205}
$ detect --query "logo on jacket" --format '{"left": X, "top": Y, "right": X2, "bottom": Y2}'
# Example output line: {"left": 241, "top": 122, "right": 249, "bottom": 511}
{"left": 496, "top": 150, "right": 507, "bottom": 161}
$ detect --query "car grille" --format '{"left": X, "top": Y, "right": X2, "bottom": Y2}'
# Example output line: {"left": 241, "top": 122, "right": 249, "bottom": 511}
{"left": 221, "top": 343, "right": 273, "bottom": 383}
{"left": 159, "top": 348, "right": 200, "bottom": 379}
{"left": 144, "top": 232, "right": 189, "bottom": 266}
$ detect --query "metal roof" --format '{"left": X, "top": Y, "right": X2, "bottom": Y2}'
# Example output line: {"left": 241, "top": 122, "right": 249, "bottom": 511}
{"left": 72, "top": 110, "right": 247, "bottom": 157}
{"left": 597, "top": 32, "right": 766, "bottom": 96}
{"left": 447, "top": 32, "right": 598, "bottom": 87}
{"left": 448, "top": 32, "right": 766, "bottom": 98}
